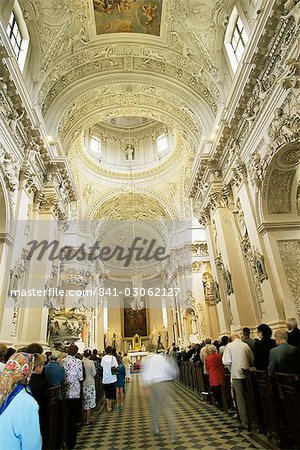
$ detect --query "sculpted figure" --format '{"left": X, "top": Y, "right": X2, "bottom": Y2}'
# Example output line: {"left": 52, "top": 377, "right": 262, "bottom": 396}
{"left": 160, "top": 325, "right": 168, "bottom": 350}
{"left": 105, "top": 327, "right": 114, "bottom": 347}
{"left": 282, "top": 0, "right": 300, "bottom": 27}
{"left": 114, "top": 329, "right": 122, "bottom": 349}
{"left": 191, "top": 313, "right": 197, "bottom": 335}
{"left": 149, "top": 325, "right": 159, "bottom": 348}
{"left": 125, "top": 144, "right": 134, "bottom": 160}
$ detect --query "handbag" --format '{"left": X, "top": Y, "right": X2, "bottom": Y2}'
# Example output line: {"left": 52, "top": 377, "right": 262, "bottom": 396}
{"left": 111, "top": 356, "right": 119, "bottom": 375}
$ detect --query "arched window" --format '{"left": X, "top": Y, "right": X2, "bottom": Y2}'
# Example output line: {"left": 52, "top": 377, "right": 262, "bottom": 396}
{"left": 224, "top": 6, "right": 248, "bottom": 73}
{"left": 6, "top": 1, "right": 29, "bottom": 72}
{"left": 90, "top": 136, "right": 102, "bottom": 156}
{"left": 157, "top": 134, "right": 168, "bottom": 154}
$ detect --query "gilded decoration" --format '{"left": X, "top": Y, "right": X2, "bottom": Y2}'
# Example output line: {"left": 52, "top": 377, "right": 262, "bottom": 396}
{"left": 93, "top": 0, "right": 162, "bottom": 36}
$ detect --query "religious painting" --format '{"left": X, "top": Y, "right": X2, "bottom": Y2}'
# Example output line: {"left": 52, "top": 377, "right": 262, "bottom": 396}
{"left": 93, "top": 0, "right": 163, "bottom": 36}
{"left": 123, "top": 297, "right": 148, "bottom": 337}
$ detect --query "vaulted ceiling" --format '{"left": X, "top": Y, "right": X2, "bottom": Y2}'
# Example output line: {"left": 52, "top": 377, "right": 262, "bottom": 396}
{"left": 19, "top": 0, "right": 237, "bottom": 220}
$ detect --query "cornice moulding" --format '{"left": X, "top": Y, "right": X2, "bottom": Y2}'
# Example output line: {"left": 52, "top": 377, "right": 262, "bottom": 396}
{"left": 257, "top": 221, "right": 300, "bottom": 234}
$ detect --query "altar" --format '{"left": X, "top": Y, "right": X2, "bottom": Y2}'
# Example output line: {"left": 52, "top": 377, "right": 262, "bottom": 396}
{"left": 128, "top": 351, "right": 148, "bottom": 363}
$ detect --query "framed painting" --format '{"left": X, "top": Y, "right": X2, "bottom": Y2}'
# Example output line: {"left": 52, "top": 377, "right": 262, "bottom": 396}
{"left": 122, "top": 297, "right": 148, "bottom": 338}
{"left": 93, "top": 0, "right": 163, "bottom": 36}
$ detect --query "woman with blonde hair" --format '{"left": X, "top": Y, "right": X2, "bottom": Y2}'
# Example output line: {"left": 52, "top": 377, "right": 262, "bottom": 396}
{"left": 205, "top": 344, "right": 225, "bottom": 409}
{"left": 0, "top": 352, "right": 41, "bottom": 449}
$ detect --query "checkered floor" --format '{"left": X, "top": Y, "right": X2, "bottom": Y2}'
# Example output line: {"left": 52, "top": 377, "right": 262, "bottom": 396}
{"left": 75, "top": 374, "right": 266, "bottom": 450}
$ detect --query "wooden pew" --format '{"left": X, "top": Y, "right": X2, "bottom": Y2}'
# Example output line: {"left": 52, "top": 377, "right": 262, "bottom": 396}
{"left": 253, "top": 370, "right": 282, "bottom": 447}
{"left": 242, "top": 368, "right": 265, "bottom": 433}
{"left": 275, "top": 373, "right": 300, "bottom": 449}
{"left": 44, "top": 385, "right": 63, "bottom": 450}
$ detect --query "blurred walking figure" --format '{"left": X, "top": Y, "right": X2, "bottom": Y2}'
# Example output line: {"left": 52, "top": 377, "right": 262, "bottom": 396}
{"left": 141, "top": 348, "right": 178, "bottom": 440}
{"left": 123, "top": 353, "right": 131, "bottom": 381}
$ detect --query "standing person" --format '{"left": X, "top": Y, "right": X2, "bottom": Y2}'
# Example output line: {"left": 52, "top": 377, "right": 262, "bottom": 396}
{"left": 82, "top": 349, "right": 97, "bottom": 424}
{"left": 253, "top": 324, "right": 276, "bottom": 370}
{"left": 62, "top": 344, "right": 83, "bottom": 449}
{"left": 44, "top": 351, "right": 65, "bottom": 387}
{"left": 115, "top": 355, "right": 126, "bottom": 409}
{"left": 286, "top": 318, "right": 300, "bottom": 347}
{"left": 222, "top": 332, "right": 254, "bottom": 430}
{"left": 141, "top": 348, "right": 178, "bottom": 440}
{"left": 241, "top": 327, "right": 255, "bottom": 352}
{"left": 0, "top": 343, "right": 8, "bottom": 373}
{"left": 268, "top": 329, "right": 298, "bottom": 375}
{"left": 101, "top": 346, "right": 118, "bottom": 412}
{"left": 0, "top": 352, "right": 42, "bottom": 450}
{"left": 29, "top": 354, "right": 48, "bottom": 444}
{"left": 205, "top": 345, "right": 225, "bottom": 409}
{"left": 200, "top": 338, "right": 212, "bottom": 374}
{"left": 219, "top": 336, "right": 229, "bottom": 355}
{"left": 4, "top": 348, "right": 16, "bottom": 364}
{"left": 123, "top": 352, "right": 131, "bottom": 382}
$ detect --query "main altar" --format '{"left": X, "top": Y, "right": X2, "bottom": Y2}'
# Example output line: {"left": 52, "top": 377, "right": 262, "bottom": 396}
{"left": 127, "top": 334, "right": 148, "bottom": 363}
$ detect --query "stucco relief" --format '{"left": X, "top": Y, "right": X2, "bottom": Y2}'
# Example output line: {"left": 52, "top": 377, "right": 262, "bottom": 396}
{"left": 267, "top": 169, "right": 295, "bottom": 214}
{"left": 278, "top": 239, "right": 300, "bottom": 316}
{"left": 58, "top": 86, "right": 203, "bottom": 142}
{"left": 36, "top": 30, "right": 221, "bottom": 110}
{"left": 262, "top": 142, "right": 300, "bottom": 215}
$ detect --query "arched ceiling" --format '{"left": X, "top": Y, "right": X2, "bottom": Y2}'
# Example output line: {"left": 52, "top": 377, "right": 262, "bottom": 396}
{"left": 19, "top": 0, "right": 234, "bottom": 220}
{"left": 22, "top": 0, "right": 232, "bottom": 148}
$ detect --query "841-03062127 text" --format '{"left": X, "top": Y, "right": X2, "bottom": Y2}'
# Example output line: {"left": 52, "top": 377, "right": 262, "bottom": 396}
{"left": 96, "top": 287, "right": 180, "bottom": 297}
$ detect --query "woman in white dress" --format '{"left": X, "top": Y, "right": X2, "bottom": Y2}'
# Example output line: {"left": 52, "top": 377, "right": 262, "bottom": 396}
{"left": 83, "top": 349, "right": 97, "bottom": 424}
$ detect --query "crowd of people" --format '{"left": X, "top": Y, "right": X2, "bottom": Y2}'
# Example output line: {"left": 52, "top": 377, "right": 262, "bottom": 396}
{"left": 0, "top": 342, "right": 133, "bottom": 449}
{"left": 0, "top": 317, "right": 299, "bottom": 448}
{"left": 167, "top": 318, "right": 300, "bottom": 430}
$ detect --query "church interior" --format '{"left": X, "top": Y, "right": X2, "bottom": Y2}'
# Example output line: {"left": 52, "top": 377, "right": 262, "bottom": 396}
{"left": 0, "top": 0, "right": 300, "bottom": 449}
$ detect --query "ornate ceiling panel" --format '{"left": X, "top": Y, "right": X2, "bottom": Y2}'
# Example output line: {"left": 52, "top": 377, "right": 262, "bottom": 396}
{"left": 93, "top": 0, "right": 163, "bottom": 35}
{"left": 93, "top": 192, "right": 168, "bottom": 219}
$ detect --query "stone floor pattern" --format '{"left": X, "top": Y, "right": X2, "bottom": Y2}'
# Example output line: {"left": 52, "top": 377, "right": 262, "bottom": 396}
{"left": 76, "top": 374, "right": 265, "bottom": 450}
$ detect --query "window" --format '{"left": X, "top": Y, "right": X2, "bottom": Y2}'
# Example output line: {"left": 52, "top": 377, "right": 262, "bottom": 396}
{"left": 6, "top": 2, "right": 29, "bottom": 71}
{"left": 90, "top": 136, "right": 102, "bottom": 155}
{"left": 230, "top": 17, "right": 248, "bottom": 63}
{"left": 157, "top": 134, "right": 168, "bottom": 154}
{"left": 224, "top": 7, "right": 248, "bottom": 73}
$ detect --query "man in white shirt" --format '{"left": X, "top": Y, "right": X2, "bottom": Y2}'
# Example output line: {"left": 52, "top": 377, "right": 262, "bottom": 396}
{"left": 222, "top": 332, "right": 254, "bottom": 429}
{"left": 141, "top": 349, "right": 178, "bottom": 439}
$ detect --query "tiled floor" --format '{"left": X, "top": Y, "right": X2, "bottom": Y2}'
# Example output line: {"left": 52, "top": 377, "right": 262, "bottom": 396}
{"left": 76, "top": 374, "right": 266, "bottom": 450}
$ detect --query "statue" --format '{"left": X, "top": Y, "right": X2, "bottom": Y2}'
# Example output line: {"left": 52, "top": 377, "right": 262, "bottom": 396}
{"left": 149, "top": 326, "right": 159, "bottom": 348}
{"left": 8, "top": 109, "right": 24, "bottom": 133}
{"left": 202, "top": 273, "right": 214, "bottom": 301}
{"left": 223, "top": 269, "right": 234, "bottom": 296}
{"left": 105, "top": 327, "right": 114, "bottom": 347}
{"left": 269, "top": 108, "right": 295, "bottom": 140}
{"left": 282, "top": 0, "right": 300, "bottom": 27}
{"left": 160, "top": 325, "right": 168, "bottom": 350}
{"left": 2, "top": 153, "right": 18, "bottom": 190}
{"left": 191, "top": 313, "right": 197, "bottom": 335}
{"left": 125, "top": 144, "right": 134, "bottom": 160}
{"left": 114, "top": 329, "right": 122, "bottom": 349}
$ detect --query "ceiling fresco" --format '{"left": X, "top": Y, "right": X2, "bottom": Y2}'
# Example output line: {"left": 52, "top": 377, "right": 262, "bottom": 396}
{"left": 93, "top": 0, "right": 162, "bottom": 35}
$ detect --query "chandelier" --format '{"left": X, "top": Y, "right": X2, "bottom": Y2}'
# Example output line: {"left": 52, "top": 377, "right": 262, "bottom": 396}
{"left": 127, "top": 116, "right": 144, "bottom": 311}
{"left": 130, "top": 273, "right": 144, "bottom": 311}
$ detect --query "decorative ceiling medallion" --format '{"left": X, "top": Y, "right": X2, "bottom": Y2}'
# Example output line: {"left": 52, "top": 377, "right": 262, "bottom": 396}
{"left": 93, "top": 0, "right": 163, "bottom": 36}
